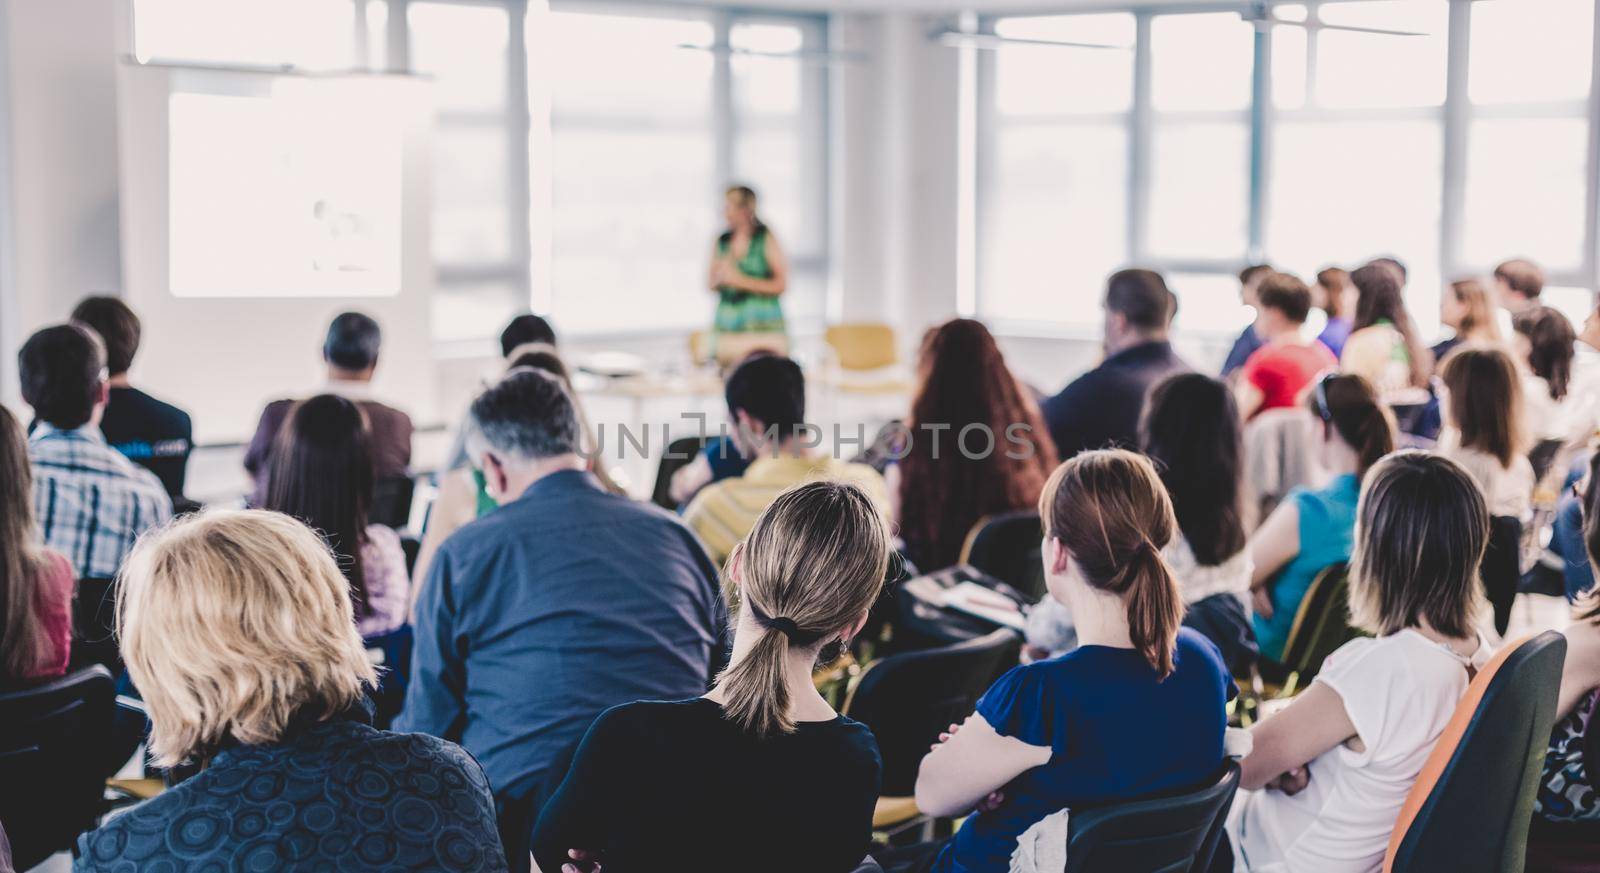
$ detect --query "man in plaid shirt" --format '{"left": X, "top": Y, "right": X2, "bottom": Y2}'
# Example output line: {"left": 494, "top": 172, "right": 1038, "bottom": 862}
{"left": 20, "top": 323, "right": 172, "bottom": 580}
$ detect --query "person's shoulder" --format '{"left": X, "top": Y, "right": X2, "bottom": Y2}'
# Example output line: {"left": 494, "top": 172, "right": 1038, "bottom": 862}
{"left": 360, "top": 399, "right": 414, "bottom": 430}
{"left": 366, "top": 725, "right": 494, "bottom": 784}
{"left": 124, "top": 387, "right": 193, "bottom": 428}
{"left": 1174, "top": 627, "right": 1229, "bottom": 680}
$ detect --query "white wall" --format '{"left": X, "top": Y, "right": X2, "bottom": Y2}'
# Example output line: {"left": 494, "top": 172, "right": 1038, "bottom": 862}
{"left": 0, "top": 0, "right": 124, "bottom": 409}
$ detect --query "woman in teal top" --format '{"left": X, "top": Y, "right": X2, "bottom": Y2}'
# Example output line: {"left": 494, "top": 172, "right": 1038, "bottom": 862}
{"left": 1248, "top": 374, "right": 1398, "bottom": 660}
{"left": 708, "top": 185, "right": 788, "bottom": 337}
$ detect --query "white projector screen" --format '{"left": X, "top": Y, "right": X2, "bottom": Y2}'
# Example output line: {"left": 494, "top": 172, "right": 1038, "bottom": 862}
{"left": 167, "top": 76, "right": 403, "bottom": 298}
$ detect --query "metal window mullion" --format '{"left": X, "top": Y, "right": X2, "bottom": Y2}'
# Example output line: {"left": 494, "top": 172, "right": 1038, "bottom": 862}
{"left": 712, "top": 11, "right": 734, "bottom": 186}
{"left": 1248, "top": 15, "right": 1271, "bottom": 262}
{"left": 387, "top": 0, "right": 409, "bottom": 73}
{"left": 506, "top": 0, "right": 534, "bottom": 310}
{"left": 1439, "top": 0, "right": 1471, "bottom": 279}
{"left": 354, "top": 0, "right": 371, "bottom": 70}
{"left": 1129, "top": 11, "right": 1153, "bottom": 262}
{"left": 974, "top": 16, "right": 1000, "bottom": 317}
{"left": 1584, "top": 0, "right": 1600, "bottom": 287}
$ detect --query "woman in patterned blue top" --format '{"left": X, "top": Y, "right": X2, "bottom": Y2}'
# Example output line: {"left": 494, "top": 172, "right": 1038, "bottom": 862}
{"left": 75, "top": 510, "right": 507, "bottom": 872}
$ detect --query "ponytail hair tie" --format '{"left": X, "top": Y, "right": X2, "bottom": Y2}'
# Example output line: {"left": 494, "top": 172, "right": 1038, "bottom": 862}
{"left": 748, "top": 601, "right": 827, "bottom": 646}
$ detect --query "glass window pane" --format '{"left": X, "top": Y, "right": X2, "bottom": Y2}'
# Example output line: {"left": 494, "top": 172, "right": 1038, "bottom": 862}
{"left": 408, "top": 3, "right": 508, "bottom": 114}
{"left": 134, "top": 0, "right": 355, "bottom": 70}
{"left": 1273, "top": 22, "right": 1309, "bottom": 110}
{"left": 365, "top": 0, "right": 388, "bottom": 71}
{"left": 733, "top": 125, "right": 816, "bottom": 257}
{"left": 980, "top": 123, "right": 1127, "bottom": 326}
{"left": 1470, "top": 0, "right": 1594, "bottom": 104}
{"left": 433, "top": 125, "right": 510, "bottom": 264}
{"left": 1317, "top": 1, "right": 1448, "bottom": 108}
{"left": 1462, "top": 117, "right": 1589, "bottom": 272}
{"left": 731, "top": 25, "right": 802, "bottom": 116}
{"left": 1268, "top": 120, "right": 1443, "bottom": 334}
{"left": 993, "top": 14, "right": 1136, "bottom": 116}
{"left": 432, "top": 280, "right": 521, "bottom": 344}
{"left": 1168, "top": 273, "right": 1254, "bottom": 336}
{"left": 1148, "top": 122, "right": 1250, "bottom": 260}
{"left": 1542, "top": 286, "right": 1596, "bottom": 331}
{"left": 547, "top": 12, "right": 714, "bottom": 121}
{"left": 1151, "top": 14, "right": 1255, "bottom": 112}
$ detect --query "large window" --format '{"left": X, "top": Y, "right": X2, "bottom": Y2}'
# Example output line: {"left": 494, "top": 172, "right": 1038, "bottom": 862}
{"left": 133, "top": 0, "right": 830, "bottom": 343}
{"left": 979, "top": 0, "right": 1600, "bottom": 337}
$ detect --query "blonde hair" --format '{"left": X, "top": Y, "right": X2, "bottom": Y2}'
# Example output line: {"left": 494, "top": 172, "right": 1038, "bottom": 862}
{"left": 117, "top": 510, "right": 377, "bottom": 766}
{"left": 718, "top": 481, "right": 890, "bottom": 736}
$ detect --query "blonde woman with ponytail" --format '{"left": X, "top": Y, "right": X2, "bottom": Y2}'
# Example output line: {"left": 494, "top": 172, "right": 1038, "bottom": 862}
{"left": 909, "top": 449, "right": 1234, "bottom": 873}
{"left": 532, "top": 481, "right": 890, "bottom": 873}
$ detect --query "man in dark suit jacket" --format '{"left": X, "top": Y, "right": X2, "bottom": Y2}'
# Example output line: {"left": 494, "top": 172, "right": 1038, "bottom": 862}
{"left": 243, "top": 312, "right": 413, "bottom": 502}
{"left": 1041, "top": 269, "right": 1192, "bottom": 459}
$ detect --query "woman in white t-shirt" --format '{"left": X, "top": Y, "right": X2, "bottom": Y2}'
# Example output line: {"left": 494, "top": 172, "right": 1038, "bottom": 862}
{"left": 1228, "top": 451, "right": 1493, "bottom": 873}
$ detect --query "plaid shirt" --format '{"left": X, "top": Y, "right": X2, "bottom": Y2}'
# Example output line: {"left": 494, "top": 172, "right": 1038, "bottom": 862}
{"left": 29, "top": 423, "right": 173, "bottom": 580}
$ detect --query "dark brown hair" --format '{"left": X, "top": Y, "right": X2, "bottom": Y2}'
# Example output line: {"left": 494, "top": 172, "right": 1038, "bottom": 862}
{"left": 0, "top": 406, "right": 53, "bottom": 678}
{"left": 262, "top": 395, "right": 375, "bottom": 620}
{"left": 899, "top": 319, "right": 1058, "bottom": 570}
{"left": 1140, "top": 373, "right": 1248, "bottom": 566}
{"left": 1440, "top": 345, "right": 1526, "bottom": 468}
{"left": 1307, "top": 373, "right": 1398, "bottom": 476}
{"left": 1495, "top": 258, "right": 1545, "bottom": 300}
{"left": 1039, "top": 449, "right": 1183, "bottom": 677}
{"left": 18, "top": 323, "right": 106, "bottom": 430}
{"left": 1257, "top": 271, "right": 1313, "bottom": 324}
{"left": 1351, "top": 262, "right": 1432, "bottom": 389}
{"left": 1512, "top": 305, "right": 1576, "bottom": 402}
{"left": 1106, "top": 269, "right": 1175, "bottom": 331}
{"left": 1316, "top": 267, "right": 1349, "bottom": 319}
{"left": 71, "top": 296, "right": 141, "bottom": 377}
{"left": 1348, "top": 451, "right": 1487, "bottom": 639}
{"left": 1239, "top": 263, "right": 1274, "bottom": 285}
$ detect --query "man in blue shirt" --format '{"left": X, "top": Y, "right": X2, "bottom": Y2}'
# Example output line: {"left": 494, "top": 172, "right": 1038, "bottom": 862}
{"left": 397, "top": 369, "right": 728, "bottom": 868}
{"left": 1220, "top": 263, "right": 1274, "bottom": 377}
{"left": 1040, "top": 269, "right": 1192, "bottom": 460}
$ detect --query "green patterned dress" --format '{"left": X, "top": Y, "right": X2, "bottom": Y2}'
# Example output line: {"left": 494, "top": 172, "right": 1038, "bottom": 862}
{"left": 713, "top": 228, "right": 786, "bottom": 336}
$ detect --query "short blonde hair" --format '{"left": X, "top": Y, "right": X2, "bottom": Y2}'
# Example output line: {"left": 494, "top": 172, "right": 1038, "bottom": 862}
{"left": 118, "top": 510, "right": 377, "bottom": 766}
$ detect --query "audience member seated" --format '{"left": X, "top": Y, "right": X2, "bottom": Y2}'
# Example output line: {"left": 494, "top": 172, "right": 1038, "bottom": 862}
{"left": 244, "top": 312, "right": 412, "bottom": 503}
{"left": 1534, "top": 477, "right": 1600, "bottom": 824}
{"left": 260, "top": 395, "right": 408, "bottom": 638}
{"left": 1222, "top": 264, "right": 1276, "bottom": 377}
{"left": 396, "top": 369, "right": 728, "bottom": 869}
{"left": 1438, "top": 347, "right": 1534, "bottom": 635}
{"left": 668, "top": 351, "right": 786, "bottom": 508}
{"left": 414, "top": 343, "right": 620, "bottom": 594}
{"left": 683, "top": 355, "right": 887, "bottom": 567}
{"left": 1230, "top": 451, "right": 1493, "bottom": 871}
{"left": 0, "top": 406, "right": 73, "bottom": 685}
{"left": 1341, "top": 261, "right": 1433, "bottom": 399}
{"left": 1431, "top": 278, "right": 1501, "bottom": 368}
{"left": 903, "top": 450, "right": 1232, "bottom": 873}
{"left": 1313, "top": 267, "right": 1355, "bottom": 359}
{"left": 532, "top": 482, "right": 888, "bottom": 873}
{"left": 1249, "top": 374, "right": 1396, "bottom": 662}
{"left": 1027, "top": 373, "right": 1259, "bottom": 675}
{"left": 441, "top": 313, "right": 560, "bottom": 472}
{"left": 69, "top": 296, "right": 193, "bottom": 499}
{"left": 1041, "top": 269, "right": 1191, "bottom": 459}
{"left": 1237, "top": 272, "right": 1337, "bottom": 420}
{"left": 18, "top": 323, "right": 172, "bottom": 579}
{"left": 1513, "top": 305, "right": 1578, "bottom": 445}
{"left": 1495, "top": 257, "right": 1546, "bottom": 328}
{"left": 889, "top": 318, "right": 1057, "bottom": 573}
{"left": 76, "top": 510, "right": 507, "bottom": 871}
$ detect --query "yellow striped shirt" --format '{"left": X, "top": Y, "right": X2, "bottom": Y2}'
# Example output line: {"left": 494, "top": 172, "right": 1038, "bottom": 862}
{"left": 683, "top": 455, "right": 890, "bottom": 568}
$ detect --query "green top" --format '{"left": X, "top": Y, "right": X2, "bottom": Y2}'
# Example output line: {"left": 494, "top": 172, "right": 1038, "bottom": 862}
{"left": 471, "top": 468, "right": 498, "bottom": 518}
{"left": 714, "top": 228, "right": 785, "bottom": 335}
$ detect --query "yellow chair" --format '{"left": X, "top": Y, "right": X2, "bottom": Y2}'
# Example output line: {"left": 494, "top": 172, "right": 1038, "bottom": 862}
{"left": 825, "top": 323, "right": 899, "bottom": 371}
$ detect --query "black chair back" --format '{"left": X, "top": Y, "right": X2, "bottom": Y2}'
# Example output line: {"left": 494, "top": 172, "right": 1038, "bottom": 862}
{"left": 1277, "top": 562, "right": 1360, "bottom": 681}
{"left": 1063, "top": 761, "right": 1241, "bottom": 873}
{"left": 651, "top": 435, "right": 715, "bottom": 510}
{"left": 961, "top": 511, "right": 1047, "bottom": 602}
{"left": 1388, "top": 631, "right": 1566, "bottom": 873}
{"left": 69, "top": 577, "right": 121, "bottom": 676}
{"left": 0, "top": 666, "right": 116, "bottom": 869}
{"left": 365, "top": 624, "right": 414, "bottom": 730}
{"left": 1483, "top": 516, "right": 1522, "bottom": 637}
{"left": 371, "top": 475, "right": 417, "bottom": 529}
{"left": 843, "top": 627, "right": 1022, "bottom": 796}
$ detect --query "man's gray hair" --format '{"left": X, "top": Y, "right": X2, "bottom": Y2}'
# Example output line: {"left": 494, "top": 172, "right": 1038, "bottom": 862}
{"left": 467, "top": 368, "right": 582, "bottom": 463}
